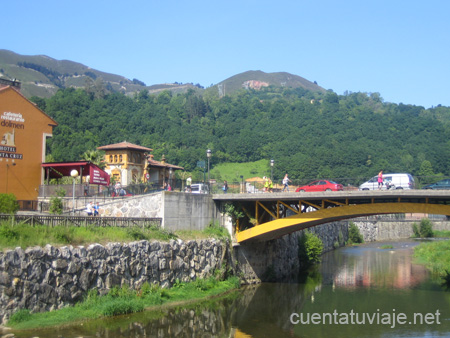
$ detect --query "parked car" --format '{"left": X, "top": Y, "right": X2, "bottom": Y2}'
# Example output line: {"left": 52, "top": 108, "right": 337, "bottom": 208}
{"left": 359, "top": 173, "right": 415, "bottom": 190}
{"left": 295, "top": 180, "right": 343, "bottom": 192}
{"left": 190, "top": 183, "right": 209, "bottom": 194}
{"left": 422, "top": 179, "right": 450, "bottom": 190}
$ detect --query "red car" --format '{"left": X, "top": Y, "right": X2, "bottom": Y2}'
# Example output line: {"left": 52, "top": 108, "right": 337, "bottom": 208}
{"left": 295, "top": 180, "right": 343, "bottom": 192}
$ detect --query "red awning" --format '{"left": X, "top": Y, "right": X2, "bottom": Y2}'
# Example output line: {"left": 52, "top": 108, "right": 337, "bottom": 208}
{"left": 42, "top": 161, "right": 110, "bottom": 186}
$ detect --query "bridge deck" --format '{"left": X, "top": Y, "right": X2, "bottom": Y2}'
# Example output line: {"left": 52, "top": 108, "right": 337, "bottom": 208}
{"left": 213, "top": 190, "right": 450, "bottom": 242}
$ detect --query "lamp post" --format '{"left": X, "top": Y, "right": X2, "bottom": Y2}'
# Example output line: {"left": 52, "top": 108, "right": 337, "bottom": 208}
{"left": 70, "top": 169, "right": 79, "bottom": 215}
{"left": 270, "top": 159, "right": 274, "bottom": 181}
{"left": 206, "top": 149, "right": 212, "bottom": 191}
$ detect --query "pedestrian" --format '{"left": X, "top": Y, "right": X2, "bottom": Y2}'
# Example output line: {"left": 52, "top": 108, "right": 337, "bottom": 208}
{"left": 223, "top": 180, "right": 228, "bottom": 194}
{"left": 282, "top": 173, "right": 291, "bottom": 192}
{"left": 114, "top": 181, "right": 121, "bottom": 196}
{"left": 268, "top": 178, "right": 274, "bottom": 193}
{"left": 84, "top": 184, "right": 89, "bottom": 197}
{"left": 186, "top": 175, "right": 192, "bottom": 193}
{"left": 263, "top": 176, "right": 269, "bottom": 193}
{"left": 378, "top": 170, "right": 383, "bottom": 190}
{"left": 86, "top": 202, "right": 93, "bottom": 216}
{"left": 93, "top": 202, "right": 99, "bottom": 216}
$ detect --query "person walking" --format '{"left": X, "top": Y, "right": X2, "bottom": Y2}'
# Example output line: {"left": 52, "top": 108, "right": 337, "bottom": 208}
{"left": 282, "top": 173, "right": 291, "bottom": 192}
{"left": 378, "top": 170, "right": 383, "bottom": 190}
{"left": 223, "top": 180, "right": 228, "bottom": 194}
{"left": 186, "top": 175, "right": 192, "bottom": 193}
{"left": 263, "top": 176, "right": 269, "bottom": 193}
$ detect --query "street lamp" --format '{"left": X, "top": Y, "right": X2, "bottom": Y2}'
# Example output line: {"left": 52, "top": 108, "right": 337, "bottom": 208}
{"left": 70, "top": 169, "right": 79, "bottom": 215}
{"left": 206, "top": 149, "right": 212, "bottom": 190}
{"left": 270, "top": 159, "right": 274, "bottom": 181}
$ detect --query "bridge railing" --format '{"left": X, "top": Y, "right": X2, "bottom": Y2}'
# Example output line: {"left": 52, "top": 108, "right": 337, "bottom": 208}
{"left": 207, "top": 175, "right": 450, "bottom": 193}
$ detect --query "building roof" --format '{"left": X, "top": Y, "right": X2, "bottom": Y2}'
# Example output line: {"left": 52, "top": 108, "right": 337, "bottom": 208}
{"left": 147, "top": 156, "right": 184, "bottom": 171}
{"left": 97, "top": 141, "right": 153, "bottom": 152}
{"left": 0, "top": 85, "right": 58, "bottom": 126}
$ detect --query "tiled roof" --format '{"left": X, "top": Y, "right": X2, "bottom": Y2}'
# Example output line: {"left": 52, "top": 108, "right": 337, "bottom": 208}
{"left": 147, "top": 158, "right": 184, "bottom": 170}
{"left": 97, "top": 141, "right": 153, "bottom": 152}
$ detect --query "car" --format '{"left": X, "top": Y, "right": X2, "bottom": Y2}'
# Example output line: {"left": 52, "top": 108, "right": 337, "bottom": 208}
{"left": 422, "top": 179, "right": 450, "bottom": 190}
{"left": 190, "top": 183, "right": 209, "bottom": 194}
{"left": 295, "top": 180, "right": 343, "bottom": 192}
{"left": 359, "top": 173, "right": 415, "bottom": 190}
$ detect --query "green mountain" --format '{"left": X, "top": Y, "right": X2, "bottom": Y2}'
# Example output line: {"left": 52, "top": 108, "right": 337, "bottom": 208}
{"left": 0, "top": 50, "right": 325, "bottom": 99}
{"left": 0, "top": 49, "right": 198, "bottom": 98}
{"left": 207, "top": 70, "right": 325, "bottom": 97}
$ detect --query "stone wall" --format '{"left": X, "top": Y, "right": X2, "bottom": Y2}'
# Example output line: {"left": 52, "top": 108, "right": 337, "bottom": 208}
{"left": 353, "top": 219, "right": 450, "bottom": 242}
{"left": 0, "top": 239, "right": 227, "bottom": 323}
{"left": 235, "top": 222, "right": 349, "bottom": 284}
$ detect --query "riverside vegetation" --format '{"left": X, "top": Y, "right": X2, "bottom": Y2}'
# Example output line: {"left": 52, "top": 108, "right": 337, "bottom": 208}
{"left": 412, "top": 219, "right": 450, "bottom": 288}
{"left": 0, "top": 196, "right": 237, "bottom": 330}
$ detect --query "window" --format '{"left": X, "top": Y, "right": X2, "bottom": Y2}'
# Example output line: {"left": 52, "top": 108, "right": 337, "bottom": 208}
{"left": 119, "top": 155, "right": 122, "bottom": 162}
{"left": 114, "top": 155, "right": 118, "bottom": 163}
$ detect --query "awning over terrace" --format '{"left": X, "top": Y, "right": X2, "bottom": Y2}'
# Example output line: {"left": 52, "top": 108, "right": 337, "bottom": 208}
{"left": 42, "top": 161, "right": 110, "bottom": 186}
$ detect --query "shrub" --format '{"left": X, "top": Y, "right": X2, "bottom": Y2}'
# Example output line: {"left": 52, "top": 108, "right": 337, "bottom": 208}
{"left": 0, "top": 193, "right": 19, "bottom": 214}
{"left": 348, "top": 222, "right": 364, "bottom": 244}
{"left": 49, "top": 196, "right": 63, "bottom": 214}
{"left": 419, "top": 218, "right": 433, "bottom": 238}
{"left": 412, "top": 222, "right": 420, "bottom": 237}
{"left": 298, "top": 230, "right": 324, "bottom": 268}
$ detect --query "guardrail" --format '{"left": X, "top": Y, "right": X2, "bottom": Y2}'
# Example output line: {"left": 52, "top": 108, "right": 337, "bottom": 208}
{"left": 0, "top": 214, "right": 162, "bottom": 228}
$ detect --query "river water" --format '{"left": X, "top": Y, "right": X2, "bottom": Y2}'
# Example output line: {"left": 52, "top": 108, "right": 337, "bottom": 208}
{"left": 6, "top": 240, "right": 450, "bottom": 338}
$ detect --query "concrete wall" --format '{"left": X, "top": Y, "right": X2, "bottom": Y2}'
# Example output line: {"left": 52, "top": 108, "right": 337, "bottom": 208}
{"left": 162, "top": 192, "right": 219, "bottom": 231}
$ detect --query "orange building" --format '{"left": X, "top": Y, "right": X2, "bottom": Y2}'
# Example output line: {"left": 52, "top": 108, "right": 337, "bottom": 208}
{"left": 0, "top": 80, "right": 57, "bottom": 202}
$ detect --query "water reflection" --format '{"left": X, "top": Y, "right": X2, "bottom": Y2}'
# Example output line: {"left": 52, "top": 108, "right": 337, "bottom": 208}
{"left": 6, "top": 241, "right": 450, "bottom": 338}
{"left": 325, "top": 242, "right": 429, "bottom": 289}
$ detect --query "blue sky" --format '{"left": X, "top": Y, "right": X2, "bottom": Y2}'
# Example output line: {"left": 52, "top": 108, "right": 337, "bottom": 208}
{"left": 3, "top": 0, "right": 449, "bottom": 108}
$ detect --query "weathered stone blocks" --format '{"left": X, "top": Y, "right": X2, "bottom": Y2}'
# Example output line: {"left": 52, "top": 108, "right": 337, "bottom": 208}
{"left": 0, "top": 239, "right": 225, "bottom": 324}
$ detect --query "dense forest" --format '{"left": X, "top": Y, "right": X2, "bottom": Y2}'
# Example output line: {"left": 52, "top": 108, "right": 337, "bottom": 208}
{"left": 31, "top": 85, "right": 450, "bottom": 185}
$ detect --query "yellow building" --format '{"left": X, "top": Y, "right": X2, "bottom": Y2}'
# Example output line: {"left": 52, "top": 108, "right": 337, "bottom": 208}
{"left": 98, "top": 141, "right": 153, "bottom": 185}
{"left": 0, "top": 80, "right": 57, "bottom": 203}
{"left": 98, "top": 141, "right": 183, "bottom": 187}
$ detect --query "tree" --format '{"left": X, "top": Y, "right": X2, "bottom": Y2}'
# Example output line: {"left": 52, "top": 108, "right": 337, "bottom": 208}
{"left": 81, "top": 149, "right": 106, "bottom": 169}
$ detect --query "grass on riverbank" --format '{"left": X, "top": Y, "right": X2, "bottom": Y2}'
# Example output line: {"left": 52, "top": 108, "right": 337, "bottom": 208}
{"left": 0, "top": 220, "right": 229, "bottom": 252}
{"left": 414, "top": 238, "right": 450, "bottom": 276}
{"left": 7, "top": 275, "right": 240, "bottom": 330}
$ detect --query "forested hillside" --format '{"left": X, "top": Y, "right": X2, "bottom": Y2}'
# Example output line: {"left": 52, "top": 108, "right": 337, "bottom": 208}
{"left": 32, "top": 86, "right": 450, "bottom": 184}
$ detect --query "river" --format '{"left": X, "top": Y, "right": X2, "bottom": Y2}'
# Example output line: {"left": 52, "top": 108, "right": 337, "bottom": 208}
{"left": 5, "top": 240, "right": 450, "bottom": 338}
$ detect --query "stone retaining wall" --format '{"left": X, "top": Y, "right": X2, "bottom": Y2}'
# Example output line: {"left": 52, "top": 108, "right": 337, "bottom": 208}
{"left": 0, "top": 239, "right": 226, "bottom": 324}
{"left": 235, "top": 221, "right": 349, "bottom": 284}
{"left": 354, "top": 219, "right": 450, "bottom": 242}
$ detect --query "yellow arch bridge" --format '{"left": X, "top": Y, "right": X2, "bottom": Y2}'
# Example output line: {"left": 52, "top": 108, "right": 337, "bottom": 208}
{"left": 213, "top": 190, "right": 450, "bottom": 243}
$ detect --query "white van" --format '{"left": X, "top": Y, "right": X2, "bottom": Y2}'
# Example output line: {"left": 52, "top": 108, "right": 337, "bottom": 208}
{"left": 190, "top": 183, "right": 209, "bottom": 194}
{"left": 359, "top": 173, "right": 415, "bottom": 190}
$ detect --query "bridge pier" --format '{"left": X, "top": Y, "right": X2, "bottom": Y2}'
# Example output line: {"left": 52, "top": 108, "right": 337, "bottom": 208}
{"left": 234, "top": 221, "right": 349, "bottom": 284}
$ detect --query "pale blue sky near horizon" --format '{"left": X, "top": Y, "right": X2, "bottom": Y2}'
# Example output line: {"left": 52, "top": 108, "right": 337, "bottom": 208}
{"left": 3, "top": 0, "right": 449, "bottom": 108}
